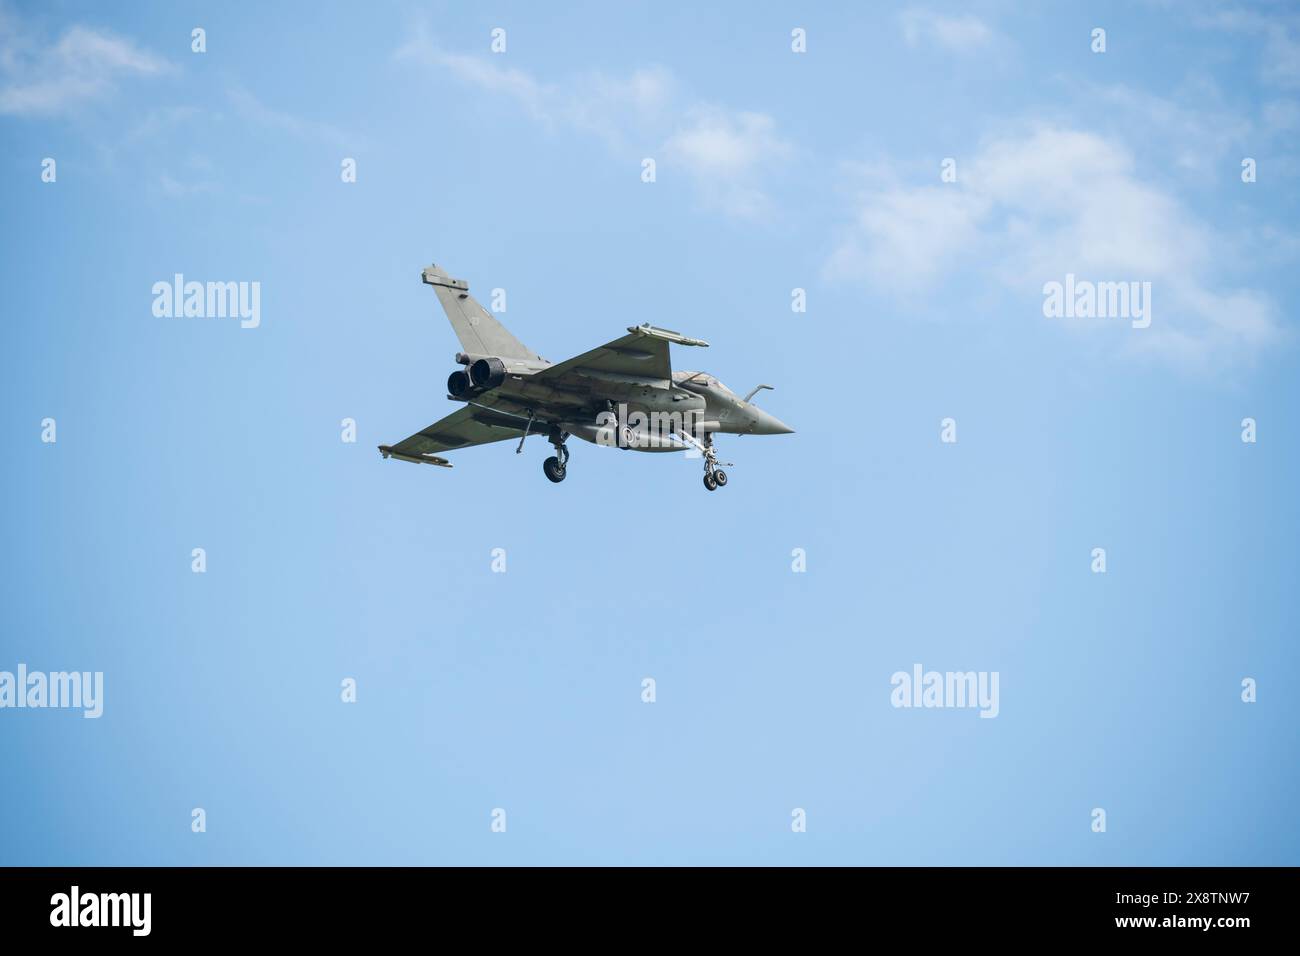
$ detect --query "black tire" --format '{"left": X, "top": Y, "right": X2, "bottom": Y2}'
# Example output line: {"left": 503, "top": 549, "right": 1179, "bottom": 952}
{"left": 703, "top": 473, "right": 717, "bottom": 491}
{"left": 713, "top": 469, "right": 728, "bottom": 487}
{"left": 543, "top": 456, "right": 566, "bottom": 483}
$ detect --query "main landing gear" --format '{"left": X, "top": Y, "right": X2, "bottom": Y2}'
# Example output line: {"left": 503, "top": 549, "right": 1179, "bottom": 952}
{"left": 543, "top": 425, "right": 570, "bottom": 483}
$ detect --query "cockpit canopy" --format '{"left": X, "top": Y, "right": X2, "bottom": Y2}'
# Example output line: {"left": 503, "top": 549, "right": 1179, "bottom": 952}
{"left": 673, "top": 370, "right": 736, "bottom": 398}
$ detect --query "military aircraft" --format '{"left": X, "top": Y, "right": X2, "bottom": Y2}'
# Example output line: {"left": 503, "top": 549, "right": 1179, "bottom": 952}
{"left": 379, "top": 263, "right": 793, "bottom": 491}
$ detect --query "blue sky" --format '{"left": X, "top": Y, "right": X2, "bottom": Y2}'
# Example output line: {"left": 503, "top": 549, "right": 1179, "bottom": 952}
{"left": 1, "top": 0, "right": 1297, "bottom": 865}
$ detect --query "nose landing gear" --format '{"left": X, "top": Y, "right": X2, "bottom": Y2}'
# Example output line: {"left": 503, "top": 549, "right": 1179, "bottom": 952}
{"left": 702, "top": 462, "right": 729, "bottom": 491}
{"left": 678, "top": 430, "right": 731, "bottom": 492}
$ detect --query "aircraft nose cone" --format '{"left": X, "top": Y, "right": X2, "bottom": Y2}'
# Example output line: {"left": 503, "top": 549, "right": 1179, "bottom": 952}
{"left": 749, "top": 407, "right": 794, "bottom": 435}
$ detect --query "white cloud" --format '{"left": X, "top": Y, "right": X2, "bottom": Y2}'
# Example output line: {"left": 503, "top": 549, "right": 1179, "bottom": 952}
{"left": 824, "top": 174, "right": 988, "bottom": 287}
{"left": 396, "top": 26, "right": 788, "bottom": 221}
{"left": 0, "top": 10, "right": 168, "bottom": 116}
{"left": 825, "top": 126, "right": 1283, "bottom": 368}
{"left": 899, "top": 8, "right": 996, "bottom": 52}
{"left": 662, "top": 109, "right": 792, "bottom": 218}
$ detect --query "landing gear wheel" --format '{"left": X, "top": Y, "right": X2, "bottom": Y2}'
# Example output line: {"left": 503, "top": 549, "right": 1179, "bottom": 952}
{"left": 713, "top": 469, "right": 728, "bottom": 487}
{"left": 543, "top": 456, "right": 567, "bottom": 483}
{"left": 703, "top": 473, "right": 718, "bottom": 491}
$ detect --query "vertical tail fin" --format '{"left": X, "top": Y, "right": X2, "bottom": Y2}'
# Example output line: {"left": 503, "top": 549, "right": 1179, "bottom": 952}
{"left": 421, "top": 264, "right": 543, "bottom": 362}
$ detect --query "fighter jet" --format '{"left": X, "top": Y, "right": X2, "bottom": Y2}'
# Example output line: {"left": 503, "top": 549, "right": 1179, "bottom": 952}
{"left": 379, "top": 263, "right": 793, "bottom": 491}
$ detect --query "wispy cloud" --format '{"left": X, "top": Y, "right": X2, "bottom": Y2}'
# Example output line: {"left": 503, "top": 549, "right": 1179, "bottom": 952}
{"left": 1063, "top": 79, "right": 1253, "bottom": 181}
{"left": 825, "top": 126, "right": 1283, "bottom": 369}
{"left": 1262, "top": 98, "right": 1299, "bottom": 131}
{"left": 409, "top": 45, "right": 676, "bottom": 147}
{"left": 158, "top": 172, "right": 213, "bottom": 198}
{"left": 395, "top": 24, "right": 790, "bottom": 221}
{"left": 0, "top": 7, "right": 169, "bottom": 116}
{"left": 898, "top": 8, "right": 997, "bottom": 53}
{"left": 154, "top": 153, "right": 219, "bottom": 198}
{"left": 1193, "top": 7, "right": 1300, "bottom": 89}
{"left": 413, "top": 49, "right": 555, "bottom": 124}
{"left": 227, "top": 86, "right": 353, "bottom": 148}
